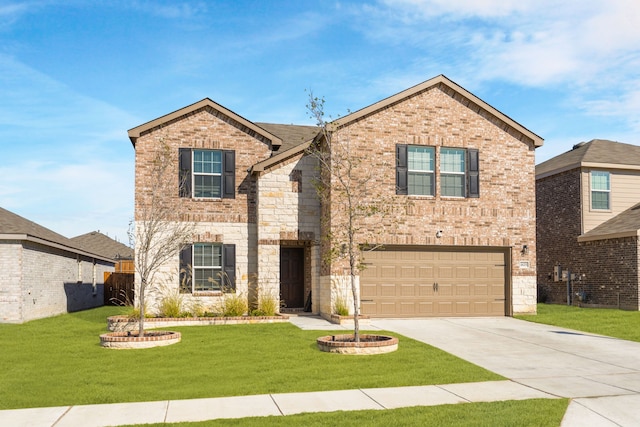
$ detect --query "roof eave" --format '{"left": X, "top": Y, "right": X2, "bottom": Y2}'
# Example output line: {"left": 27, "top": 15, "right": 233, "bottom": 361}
{"left": 251, "top": 140, "right": 312, "bottom": 174}
{"left": 327, "top": 74, "right": 544, "bottom": 147}
{"left": 0, "top": 233, "right": 115, "bottom": 263}
{"left": 578, "top": 230, "right": 640, "bottom": 242}
{"left": 128, "top": 98, "right": 283, "bottom": 148}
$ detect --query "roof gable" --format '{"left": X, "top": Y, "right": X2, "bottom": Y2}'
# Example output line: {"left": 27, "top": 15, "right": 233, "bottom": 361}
{"left": 328, "top": 74, "right": 543, "bottom": 148}
{"left": 128, "top": 98, "right": 283, "bottom": 148}
{"left": 536, "top": 139, "right": 640, "bottom": 178}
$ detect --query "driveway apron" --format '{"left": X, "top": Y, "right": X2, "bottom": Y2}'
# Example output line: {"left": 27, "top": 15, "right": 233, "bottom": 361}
{"left": 373, "top": 317, "right": 640, "bottom": 426}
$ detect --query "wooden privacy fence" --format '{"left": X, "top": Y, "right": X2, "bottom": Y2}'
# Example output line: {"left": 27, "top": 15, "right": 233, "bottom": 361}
{"left": 104, "top": 267, "right": 135, "bottom": 306}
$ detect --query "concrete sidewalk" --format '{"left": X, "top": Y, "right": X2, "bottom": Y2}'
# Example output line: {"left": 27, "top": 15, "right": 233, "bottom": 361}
{"left": 0, "top": 380, "right": 556, "bottom": 427}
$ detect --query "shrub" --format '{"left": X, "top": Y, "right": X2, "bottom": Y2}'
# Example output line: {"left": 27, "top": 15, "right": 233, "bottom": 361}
{"left": 158, "top": 292, "right": 186, "bottom": 318}
{"left": 253, "top": 292, "right": 279, "bottom": 316}
{"left": 222, "top": 292, "right": 247, "bottom": 317}
{"left": 334, "top": 295, "right": 349, "bottom": 316}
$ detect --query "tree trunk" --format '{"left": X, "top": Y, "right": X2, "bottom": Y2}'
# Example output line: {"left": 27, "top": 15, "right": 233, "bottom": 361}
{"left": 138, "top": 278, "right": 145, "bottom": 337}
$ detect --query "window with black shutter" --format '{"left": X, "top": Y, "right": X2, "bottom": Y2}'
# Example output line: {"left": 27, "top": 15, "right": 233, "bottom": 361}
{"left": 178, "top": 149, "right": 235, "bottom": 199}
{"left": 179, "top": 243, "right": 236, "bottom": 293}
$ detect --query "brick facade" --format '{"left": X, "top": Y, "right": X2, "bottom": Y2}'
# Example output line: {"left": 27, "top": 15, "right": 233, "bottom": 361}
{"left": 323, "top": 84, "right": 538, "bottom": 314}
{"left": 537, "top": 168, "right": 640, "bottom": 309}
{"left": 0, "top": 240, "right": 111, "bottom": 323}
{"left": 132, "top": 77, "right": 540, "bottom": 317}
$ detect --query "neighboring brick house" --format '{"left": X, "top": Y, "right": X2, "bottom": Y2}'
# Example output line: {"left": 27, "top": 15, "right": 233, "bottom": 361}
{"left": 71, "top": 231, "right": 135, "bottom": 305}
{"left": 128, "top": 74, "right": 542, "bottom": 318}
{"left": 0, "top": 208, "right": 115, "bottom": 323}
{"left": 536, "top": 140, "right": 640, "bottom": 309}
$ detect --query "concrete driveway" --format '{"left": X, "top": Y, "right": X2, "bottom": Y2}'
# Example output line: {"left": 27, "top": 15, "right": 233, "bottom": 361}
{"left": 373, "top": 317, "right": 640, "bottom": 426}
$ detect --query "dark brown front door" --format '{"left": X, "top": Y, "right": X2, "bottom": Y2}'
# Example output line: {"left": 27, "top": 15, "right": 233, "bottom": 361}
{"left": 280, "top": 248, "right": 305, "bottom": 308}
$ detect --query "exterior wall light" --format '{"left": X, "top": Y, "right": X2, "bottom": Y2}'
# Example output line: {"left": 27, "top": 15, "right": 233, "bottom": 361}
{"left": 521, "top": 244, "right": 529, "bottom": 255}
{"left": 436, "top": 230, "right": 443, "bottom": 238}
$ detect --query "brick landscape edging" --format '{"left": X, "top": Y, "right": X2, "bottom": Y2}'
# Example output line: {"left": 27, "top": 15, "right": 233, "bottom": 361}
{"left": 107, "top": 314, "right": 290, "bottom": 332}
{"left": 100, "top": 331, "right": 182, "bottom": 349}
{"left": 316, "top": 334, "right": 399, "bottom": 355}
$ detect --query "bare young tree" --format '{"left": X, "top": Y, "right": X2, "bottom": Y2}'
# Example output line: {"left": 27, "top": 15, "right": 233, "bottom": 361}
{"left": 129, "top": 139, "right": 195, "bottom": 337}
{"left": 306, "top": 94, "right": 393, "bottom": 343}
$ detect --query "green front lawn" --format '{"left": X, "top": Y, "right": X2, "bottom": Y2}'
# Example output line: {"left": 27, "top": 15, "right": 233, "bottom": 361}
{"left": 0, "top": 306, "right": 502, "bottom": 409}
{"left": 121, "top": 399, "right": 569, "bottom": 427}
{"left": 516, "top": 303, "right": 640, "bottom": 342}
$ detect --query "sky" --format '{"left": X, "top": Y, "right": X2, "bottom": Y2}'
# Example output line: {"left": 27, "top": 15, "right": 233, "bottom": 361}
{"left": 1, "top": 0, "right": 639, "bottom": 244}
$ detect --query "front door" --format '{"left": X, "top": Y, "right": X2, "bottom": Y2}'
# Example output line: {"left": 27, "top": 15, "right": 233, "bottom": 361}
{"left": 280, "top": 247, "right": 305, "bottom": 308}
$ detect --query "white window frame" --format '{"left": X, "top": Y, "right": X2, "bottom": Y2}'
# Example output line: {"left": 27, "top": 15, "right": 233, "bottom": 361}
{"left": 408, "top": 145, "right": 435, "bottom": 196}
{"left": 440, "top": 148, "right": 466, "bottom": 197}
{"left": 590, "top": 171, "right": 611, "bottom": 210}
{"left": 192, "top": 243, "right": 223, "bottom": 292}
{"left": 193, "top": 150, "right": 222, "bottom": 198}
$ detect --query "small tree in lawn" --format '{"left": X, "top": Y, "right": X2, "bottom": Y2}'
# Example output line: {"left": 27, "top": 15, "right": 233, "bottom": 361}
{"left": 306, "top": 93, "right": 393, "bottom": 343}
{"left": 129, "top": 139, "right": 195, "bottom": 337}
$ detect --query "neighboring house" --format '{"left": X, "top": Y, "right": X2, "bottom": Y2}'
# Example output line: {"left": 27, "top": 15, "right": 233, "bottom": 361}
{"left": 71, "top": 231, "right": 135, "bottom": 305}
{"left": 128, "top": 74, "right": 542, "bottom": 319}
{"left": 0, "top": 208, "right": 114, "bottom": 323}
{"left": 71, "top": 230, "right": 134, "bottom": 270}
{"left": 536, "top": 139, "right": 640, "bottom": 309}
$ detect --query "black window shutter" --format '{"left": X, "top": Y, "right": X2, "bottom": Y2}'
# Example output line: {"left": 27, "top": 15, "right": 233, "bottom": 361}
{"left": 468, "top": 148, "right": 480, "bottom": 198}
{"left": 222, "top": 244, "right": 236, "bottom": 291}
{"left": 396, "top": 144, "right": 408, "bottom": 195}
{"left": 179, "top": 245, "right": 193, "bottom": 293}
{"left": 178, "top": 148, "right": 192, "bottom": 198}
{"left": 222, "top": 150, "right": 235, "bottom": 199}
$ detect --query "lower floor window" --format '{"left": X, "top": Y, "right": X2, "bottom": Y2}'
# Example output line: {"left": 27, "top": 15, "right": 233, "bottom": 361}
{"left": 193, "top": 243, "right": 222, "bottom": 291}
{"left": 180, "top": 243, "right": 236, "bottom": 293}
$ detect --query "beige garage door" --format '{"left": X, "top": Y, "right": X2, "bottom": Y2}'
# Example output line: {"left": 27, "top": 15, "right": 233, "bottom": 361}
{"left": 360, "top": 248, "right": 507, "bottom": 317}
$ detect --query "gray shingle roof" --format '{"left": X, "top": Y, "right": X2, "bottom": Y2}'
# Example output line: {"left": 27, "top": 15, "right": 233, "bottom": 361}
{"left": 70, "top": 231, "right": 133, "bottom": 260}
{"left": 0, "top": 207, "right": 114, "bottom": 262}
{"left": 537, "top": 139, "right": 640, "bottom": 178}
{"left": 0, "top": 206, "right": 76, "bottom": 248}
{"left": 256, "top": 123, "right": 319, "bottom": 152}
{"left": 579, "top": 202, "right": 640, "bottom": 241}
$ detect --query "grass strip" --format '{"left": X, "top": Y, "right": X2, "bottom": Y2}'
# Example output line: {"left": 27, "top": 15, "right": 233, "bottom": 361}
{"left": 120, "top": 398, "right": 569, "bottom": 427}
{"left": 516, "top": 303, "right": 640, "bottom": 342}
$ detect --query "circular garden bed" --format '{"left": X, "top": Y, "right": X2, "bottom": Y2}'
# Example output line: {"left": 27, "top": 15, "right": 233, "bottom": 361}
{"left": 317, "top": 334, "right": 399, "bottom": 355}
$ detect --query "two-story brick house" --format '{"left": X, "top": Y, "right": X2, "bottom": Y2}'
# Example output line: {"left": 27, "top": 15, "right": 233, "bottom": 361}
{"left": 129, "top": 75, "right": 542, "bottom": 318}
{"left": 536, "top": 139, "right": 640, "bottom": 309}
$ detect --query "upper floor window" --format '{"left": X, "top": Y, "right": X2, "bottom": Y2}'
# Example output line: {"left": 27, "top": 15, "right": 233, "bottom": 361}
{"left": 440, "top": 148, "right": 466, "bottom": 197}
{"left": 408, "top": 146, "right": 435, "bottom": 196}
{"left": 591, "top": 171, "right": 610, "bottom": 210}
{"left": 194, "top": 150, "right": 222, "bottom": 198}
{"left": 179, "top": 148, "right": 235, "bottom": 199}
{"left": 396, "top": 145, "right": 479, "bottom": 198}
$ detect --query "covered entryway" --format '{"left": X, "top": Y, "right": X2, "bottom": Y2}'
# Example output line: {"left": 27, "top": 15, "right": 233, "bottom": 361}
{"left": 280, "top": 247, "right": 305, "bottom": 309}
{"left": 360, "top": 247, "right": 508, "bottom": 317}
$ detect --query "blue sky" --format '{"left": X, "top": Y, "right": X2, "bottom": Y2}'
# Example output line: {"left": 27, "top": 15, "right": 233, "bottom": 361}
{"left": 1, "top": 0, "right": 639, "bottom": 244}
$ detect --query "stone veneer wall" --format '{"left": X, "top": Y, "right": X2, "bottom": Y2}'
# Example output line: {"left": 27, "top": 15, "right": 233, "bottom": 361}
{"left": 321, "top": 83, "right": 538, "bottom": 315}
{"left": 141, "top": 222, "right": 255, "bottom": 315}
{"left": 0, "top": 240, "right": 111, "bottom": 323}
{"left": 256, "top": 154, "right": 321, "bottom": 312}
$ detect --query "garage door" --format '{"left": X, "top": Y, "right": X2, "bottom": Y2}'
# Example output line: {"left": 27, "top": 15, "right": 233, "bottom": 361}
{"left": 360, "top": 248, "right": 507, "bottom": 317}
